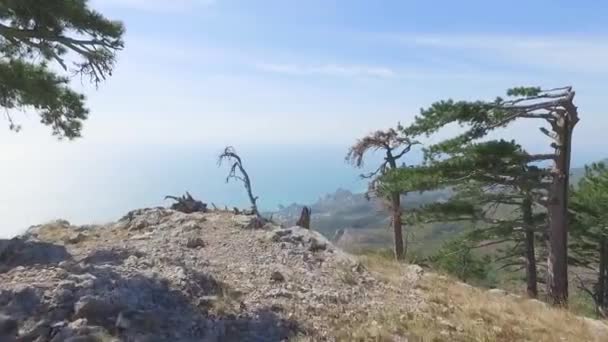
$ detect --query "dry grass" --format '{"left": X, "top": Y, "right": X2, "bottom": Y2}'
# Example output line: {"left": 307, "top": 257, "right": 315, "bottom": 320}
{"left": 412, "top": 274, "right": 605, "bottom": 341}
{"left": 358, "top": 253, "right": 407, "bottom": 284}
{"left": 318, "top": 255, "right": 608, "bottom": 342}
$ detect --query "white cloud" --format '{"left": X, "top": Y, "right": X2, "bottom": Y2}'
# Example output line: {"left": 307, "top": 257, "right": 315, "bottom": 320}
{"left": 254, "top": 61, "right": 524, "bottom": 81}
{"left": 256, "top": 63, "right": 396, "bottom": 78}
{"left": 92, "top": 0, "right": 216, "bottom": 12}
{"left": 390, "top": 34, "right": 608, "bottom": 74}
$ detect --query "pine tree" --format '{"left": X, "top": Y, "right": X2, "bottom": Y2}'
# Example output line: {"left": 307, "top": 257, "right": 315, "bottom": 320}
{"left": 570, "top": 162, "right": 608, "bottom": 316}
{"left": 0, "top": 0, "right": 124, "bottom": 138}
{"left": 346, "top": 125, "right": 416, "bottom": 260}
{"left": 382, "top": 86, "right": 579, "bottom": 304}
{"left": 388, "top": 140, "right": 546, "bottom": 297}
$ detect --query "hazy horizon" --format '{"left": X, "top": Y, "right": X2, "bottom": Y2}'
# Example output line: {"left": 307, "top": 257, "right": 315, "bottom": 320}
{"left": 3, "top": 0, "right": 608, "bottom": 237}
{"left": 1, "top": 139, "right": 604, "bottom": 238}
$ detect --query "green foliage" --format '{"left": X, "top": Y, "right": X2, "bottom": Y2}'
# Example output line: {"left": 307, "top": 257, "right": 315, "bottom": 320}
{"left": 569, "top": 162, "right": 608, "bottom": 311}
{"left": 382, "top": 139, "right": 543, "bottom": 196}
{"left": 570, "top": 288, "right": 600, "bottom": 318}
{"left": 571, "top": 162, "right": 608, "bottom": 240}
{"left": 429, "top": 235, "right": 492, "bottom": 284}
{"left": 0, "top": 0, "right": 124, "bottom": 138}
{"left": 379, "top": 87, "right": 561, "bottom": 297}
{"left": 506, "top": 87, "right": 542, "bottom": 97}
{"left": 0, "top": 59, "right": 87, "bottom": 135}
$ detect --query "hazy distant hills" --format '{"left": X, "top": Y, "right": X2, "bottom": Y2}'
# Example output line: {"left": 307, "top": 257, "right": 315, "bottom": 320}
{"left": 273, "top": 188, "right": 451, "bottom": 231}
{"left": 570, "top": 158, "right": 608, "bottom": 185}
{"left": 271, "top": 159, "right": 605, "bottom": 254}
{"left": 271, "top": 188, "right": 454, "bottom": 253}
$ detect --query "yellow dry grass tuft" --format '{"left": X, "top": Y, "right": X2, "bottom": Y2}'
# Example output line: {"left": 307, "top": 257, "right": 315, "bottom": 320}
{"left": 326, "top": 254, "right": 608, "bottom": 342}
{"left": 412, "top": 274, "right": 605, "bottom": 341}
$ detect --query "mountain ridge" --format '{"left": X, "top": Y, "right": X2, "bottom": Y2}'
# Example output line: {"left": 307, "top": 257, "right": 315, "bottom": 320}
{"left": 0, "top": 207, "right": 606, "bottom": 341}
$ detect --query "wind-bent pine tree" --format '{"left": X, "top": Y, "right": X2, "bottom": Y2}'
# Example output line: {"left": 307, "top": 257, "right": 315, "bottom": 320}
{"left": 0, "top": 0, "right": 125, "bottom": 139}
{"left": 387, "top": 140, "right": 546, "bottom": 297}
{"left": 383, "top": 87, "right": 579, "bottom": 305}
{"left": 346, "top": 125, "right": 416, "bottom": 260}
{"left": 570, "top": 162, "right": 608, "bottom": 316}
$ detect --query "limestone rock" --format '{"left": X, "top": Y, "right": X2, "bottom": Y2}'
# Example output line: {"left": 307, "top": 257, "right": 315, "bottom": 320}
{"left": 270, "top": 271, "right": 285, "bottom": 282}
{"left": 0, "top": 314, "right": 18, "bottom": 336}
{"left": 115, "top": 310, "right": 161, "bottom": 333}
{"left": 185, "top": 237, "right": 206, "bottom": 249}
{"left": 487, "top": 289, "right": 508, "bottom": 296}
{"left": 0, "top": 208, "right": 485, "bottom": 340}
{"left": 73, "top": 296, "right": 123, "bottom": 325}
{"left": 66, "top": 233, "right": 87, "bottom": 245}
{"left": 401, "top": 264, "right": 425, "bottom": 285}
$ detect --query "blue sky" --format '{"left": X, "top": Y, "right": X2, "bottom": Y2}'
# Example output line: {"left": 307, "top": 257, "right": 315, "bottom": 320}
{"left": 1, "top": 0, "right": 607, "bottom": 236}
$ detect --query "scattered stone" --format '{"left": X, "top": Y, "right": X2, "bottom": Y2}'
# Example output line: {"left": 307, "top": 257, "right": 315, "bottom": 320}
{"left": 266, "top": 288, "right": 294, "bottom": 299}
{"left": 185, "top": 237, "right": 205, "bottom": 249}
{"left": 527, "top": 298, "right": 547, "bottom": 307}
{"left": 63, "top": 337, "right": 102, "bottom": 342}
{"left": 66, "top": 233, "right": 87, "bottom": 245}
{"left": 116, "top": 310, "right": 161, "bottom": 333}
{"left": 404, "top": 264, "right": 424, "bottom": 283}
{"left": 0, "top": 314, "right": 18, "bottom": 336}
{"left": 73, "top": 296, "right": 122, "bottom": 326}
{"left": 2, "top": 207, "right": 595, "bottom": 341}
{"left": 269, "top": 229, "right": 292, "bottom": 242}
{"left": 487, "top": 289, "right": 508, "bottom": 296}
{"left": 308, "top": 238, "right": 326, "bottom": 252}
{"left": 246, "top": 216, "right": 267, "bottom": 229}
{"left": 352, "top": 262, "right": 365, "bottom": 274}
{"left": 455, "top": 281, "right": 473, "bottom": 289}
{"left": 197, "top": 296, "right": 219, "bottom": 308}
{"left": 437, "top": 317, "right": 457, "bottom": 331}
{"left": 270, "top": 271, "right": 285, "bottom": 282}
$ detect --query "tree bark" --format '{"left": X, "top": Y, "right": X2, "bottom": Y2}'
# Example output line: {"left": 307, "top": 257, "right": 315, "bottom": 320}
{"left": 522, "top": 197, "right": 538, "bottom": 298}
{"left": 546, "top": 114, "right": 574, "bottom": 306}
{"left": 296, "top": 206, "right": 311, "bottom": 229}
{"left": 391, "top": 192, "right": 405, "bottom": 260}
{"left": 599, "top": 237, "right": 607, "bottom": 312}
{"left": 386, "top": 154, "right": 405, "bottom": 260}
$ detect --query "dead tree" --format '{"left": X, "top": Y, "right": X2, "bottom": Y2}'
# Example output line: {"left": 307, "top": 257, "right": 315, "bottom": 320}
{"left": 346, "top": 125, "right": 416, "bottom": 260}
{"left": 296, "top": 206, "right": 311, "bottom": 229}
{"left": 165, "top": 192, "right": 208, "bottom": 213}
{"left": 218, "top": 146, "right": 261, "bottom": 218}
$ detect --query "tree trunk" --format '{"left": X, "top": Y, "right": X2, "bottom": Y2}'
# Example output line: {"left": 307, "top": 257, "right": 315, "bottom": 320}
{"left": 546, "top": 114, "right": 573, "bottom": 306}
{"left": 599, "top": 237, "right": 607, "bottom": 312}
{"left": 391, "top": 192, "right": 405, "bottom": 260}
{"left": 385, "top": 154, "right": 406, "bottom": 260}
{"left": 296, "top": 206, "right": 311, "bottom": 229}
{"left": 238, "top": 164, "right": 260, "bottom": 218}
{"left": 522, "top": 197, "right": 538, "bottom": 298}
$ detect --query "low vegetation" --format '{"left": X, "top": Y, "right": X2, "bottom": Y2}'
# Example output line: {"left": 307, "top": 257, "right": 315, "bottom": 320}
{"left": 350, "top": 254, "right": 607, "bottom": 342}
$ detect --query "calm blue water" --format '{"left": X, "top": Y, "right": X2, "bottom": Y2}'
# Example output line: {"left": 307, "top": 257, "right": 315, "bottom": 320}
{"left": 0, "top": 144, "right": 388, "bottom": 237}
{"left": 0, "top": 141, "right": 601, "bottom": 238}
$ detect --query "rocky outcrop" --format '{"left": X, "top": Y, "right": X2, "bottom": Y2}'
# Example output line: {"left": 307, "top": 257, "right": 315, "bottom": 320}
{"left": 0, "top": 208, "right": 424, "bottom": 341}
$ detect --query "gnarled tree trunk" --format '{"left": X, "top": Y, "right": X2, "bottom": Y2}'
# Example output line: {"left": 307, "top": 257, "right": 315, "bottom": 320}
{"left": 296, "top": 207, "right": 311, "bottom": 229}
{"left": 391, "top": 192, "right": 405, "bottom": 260}
{"left": 345, "top": 127, "right": 415, "bottom": 261}
{"left": 522, "top": 197, "right": 538, "bottom": 298}
{"left": 546, "top": 104, "right": 577, "bottom": 306}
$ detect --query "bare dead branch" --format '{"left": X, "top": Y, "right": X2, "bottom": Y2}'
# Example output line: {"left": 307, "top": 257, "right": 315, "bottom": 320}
{"left": 218, "top": 146, "right": 261, "bottom": 218}
{"left": 164, "top": 192, "right": 207, "bottom": 214}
